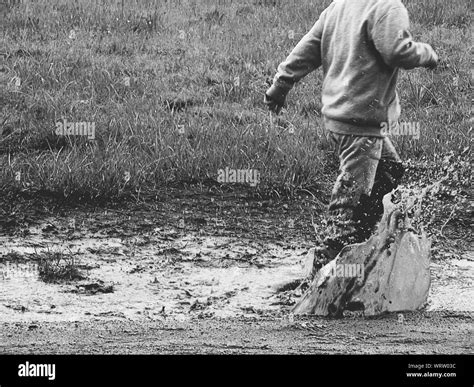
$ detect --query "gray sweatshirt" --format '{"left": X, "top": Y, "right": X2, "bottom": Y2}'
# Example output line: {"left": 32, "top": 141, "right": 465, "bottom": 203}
{"left": 270, "top": 0, "right": 437, "bottom": 137}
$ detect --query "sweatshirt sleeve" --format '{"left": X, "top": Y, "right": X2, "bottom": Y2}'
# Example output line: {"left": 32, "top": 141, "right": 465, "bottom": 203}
{"left": 272, "top": 8, "right": 328, "bottom": 93}
{"left": 370, "top": 6, "right": 437, "bottom": 70}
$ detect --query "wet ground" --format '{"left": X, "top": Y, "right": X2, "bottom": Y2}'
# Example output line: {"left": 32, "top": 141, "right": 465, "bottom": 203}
{"left": 0, "top": 189, "right": 472, "bottom": 354}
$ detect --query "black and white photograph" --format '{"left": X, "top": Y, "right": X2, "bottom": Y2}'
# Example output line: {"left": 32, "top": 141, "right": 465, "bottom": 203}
{"left": 0, "top": 0, "right": 472, "bottom": 384}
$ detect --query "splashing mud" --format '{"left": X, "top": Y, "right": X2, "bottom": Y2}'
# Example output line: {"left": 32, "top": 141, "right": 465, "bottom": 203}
{"left": 293, "top": 183, "right": 473, "bottom": 316}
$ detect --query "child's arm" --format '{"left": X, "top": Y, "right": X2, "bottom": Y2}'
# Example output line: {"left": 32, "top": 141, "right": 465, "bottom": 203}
{"left": 265, "top": 8, "right": 328, "bottom": 113}
{"left": 370, "top": 6, "right": 438, "bottom": 70}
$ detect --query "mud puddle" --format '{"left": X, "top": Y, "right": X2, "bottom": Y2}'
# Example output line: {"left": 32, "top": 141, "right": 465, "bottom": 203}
{"left": 428, "top": 253, "right": 474, "bottom": 312}
{"left": 1, "top": 217, "right": 472, "bottom": 323}
{"left": 0, "top": 221, "right": 308, "bottom": 322}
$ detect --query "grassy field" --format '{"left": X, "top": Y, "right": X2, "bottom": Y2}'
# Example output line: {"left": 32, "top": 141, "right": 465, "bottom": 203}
{"left": 0, "top": 0, "right": 471, "bottom": 201}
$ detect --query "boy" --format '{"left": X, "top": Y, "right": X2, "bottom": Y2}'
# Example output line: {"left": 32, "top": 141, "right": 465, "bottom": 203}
{"left": 265, "top": 0, "right": 438, "bottom": 278}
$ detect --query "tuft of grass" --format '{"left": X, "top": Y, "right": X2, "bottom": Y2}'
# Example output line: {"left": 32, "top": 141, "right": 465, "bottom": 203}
{"left": 36, "top": 251, "right": 84, "bottom": 283}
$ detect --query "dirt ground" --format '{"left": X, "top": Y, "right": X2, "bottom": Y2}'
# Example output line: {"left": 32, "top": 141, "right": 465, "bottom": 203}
{"left": 0, "top": 189, "right": 472, "bottom": 354}
{"left": 1, "top": 312, "right": 472, "bottom": 354}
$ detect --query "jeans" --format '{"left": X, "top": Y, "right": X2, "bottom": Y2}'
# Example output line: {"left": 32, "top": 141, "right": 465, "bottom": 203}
{"left": 321, "top": 131, "right": 405, "bottom": 256}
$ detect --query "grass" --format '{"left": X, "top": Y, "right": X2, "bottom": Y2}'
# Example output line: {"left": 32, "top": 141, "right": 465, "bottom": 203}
{"left": 36, "top": 250, "right": 84, "bottom": 283}
{"left": 0, "top": 0, "right": 471, "bottom": 201}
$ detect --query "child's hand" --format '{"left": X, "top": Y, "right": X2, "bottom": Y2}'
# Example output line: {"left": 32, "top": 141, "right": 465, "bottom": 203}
{"left": 264, "top": 85, "right": 287, "bottom": 114}
{"left": 425, "top": 49, "right": 439, "bottom": 70}
{"left": 264, "top": 93, "right": 284, "bottom": 114}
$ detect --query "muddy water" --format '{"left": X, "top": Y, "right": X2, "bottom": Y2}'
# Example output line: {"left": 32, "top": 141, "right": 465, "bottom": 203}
{"left": 428, "top": 253, "right": 474, "bottom": 312}
{"left": 0, "top": 221, "right": 472, "bottom": 322}
{"left": 0, "top": 224, "right": 306, "bottom": 322}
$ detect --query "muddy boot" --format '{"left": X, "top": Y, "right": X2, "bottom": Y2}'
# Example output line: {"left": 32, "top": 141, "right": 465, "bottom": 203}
{"left": 304, "top": 244, "right": 342, "bottom": 280}
{"left": 353, "top": 159, "right": 405, "bottom": 239}
{"left": 275, "top": 243, "right": 340, "bottom": 293}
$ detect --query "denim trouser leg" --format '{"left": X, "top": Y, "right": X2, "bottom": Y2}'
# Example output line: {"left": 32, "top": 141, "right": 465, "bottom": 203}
{"left": 321, "top": 133, "right": 404, "bottom": 254}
